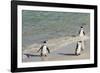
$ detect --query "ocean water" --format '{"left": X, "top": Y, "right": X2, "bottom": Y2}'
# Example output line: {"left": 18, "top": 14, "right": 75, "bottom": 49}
{"left": 22, "top": 10, "right": 90, "bottom": 48}
{"left": 22, "top": 10, "right": 90, "bottom": 62}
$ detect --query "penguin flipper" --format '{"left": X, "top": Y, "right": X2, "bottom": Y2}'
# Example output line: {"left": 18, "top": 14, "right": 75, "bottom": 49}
{"left": 75, "top": 43, "right": 78, "bottom": 55}
{"left": 37, "top": 46, "right": 43, "bottom": 52}
{"left": 83, "top": 31, "right": 85, "bottom": 35}
{"left": 47, "top": 47, "right": 50, "bottom": 53}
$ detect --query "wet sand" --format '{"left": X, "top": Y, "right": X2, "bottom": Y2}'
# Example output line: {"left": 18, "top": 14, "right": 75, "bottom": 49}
{"left": 22, "top": 35, "right": 90, "bottom": 62}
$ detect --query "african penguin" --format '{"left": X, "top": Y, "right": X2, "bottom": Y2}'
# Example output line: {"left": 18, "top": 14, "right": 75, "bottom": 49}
{"left": 79, "top": 26, "right": 85, "bottom": 51}
{"left": 75, "top": 41, "right": 82, "bottom": 56}
{"left": 37, "top": 41, "right": 50, "bottom": 57}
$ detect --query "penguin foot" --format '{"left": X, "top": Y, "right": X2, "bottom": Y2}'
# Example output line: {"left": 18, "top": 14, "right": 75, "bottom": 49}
{"left": 45, "top": 55, "right": 47, "bottom": 57}
{"left": 75, "top": 53, "right": 80, "bottom": 56}
{"left": 41, "top": 55, "right": 47, "bottom": 57}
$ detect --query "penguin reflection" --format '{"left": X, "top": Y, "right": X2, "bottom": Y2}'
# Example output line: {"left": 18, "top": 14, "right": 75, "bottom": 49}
{"left": 37, "top": 41, "right": 50, "bottom": 57}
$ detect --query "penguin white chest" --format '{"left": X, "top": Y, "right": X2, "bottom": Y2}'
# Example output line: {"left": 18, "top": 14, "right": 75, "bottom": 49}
{"left": 79, "top": 30, "right": 84, "bottom": 37}
{"left": 77, "top": 43, "right": 81, "bottom": 54}
{"left": 42, "top": 46, "right": 47, "bottom": 54}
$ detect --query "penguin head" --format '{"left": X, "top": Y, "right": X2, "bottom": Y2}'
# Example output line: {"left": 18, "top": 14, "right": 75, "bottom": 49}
{"left": 43, "top": 41, "right": 47, "bottom": 43}
{"left": 80, "top": 26, "right": 84, "bottom": 30}
{"left": 78, "top": 41, "right": 82, "bottom": 44}
{"left": 81, "top": 26, "right": 83, "bottom": 28}
{"left": 43, "top": 40, "right": 47, "bottom": 45}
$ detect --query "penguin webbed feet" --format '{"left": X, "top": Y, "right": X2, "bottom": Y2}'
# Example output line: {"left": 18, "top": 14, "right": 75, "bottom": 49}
{"left": 75, "top": 53, "right": 81, "bottom": 56}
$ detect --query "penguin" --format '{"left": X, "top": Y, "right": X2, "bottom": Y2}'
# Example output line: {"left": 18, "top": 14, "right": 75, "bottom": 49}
{"left": 79, "top": 26, "right": 85, "bottom": 51}
{"left": 37, "top": 41, "right": 50, "bottom": 57}
{"left": 75, "top": 41, "right": 82, "bottom": 56}
{"left": 79, "top": 26, "right": 85, "bottom": 37}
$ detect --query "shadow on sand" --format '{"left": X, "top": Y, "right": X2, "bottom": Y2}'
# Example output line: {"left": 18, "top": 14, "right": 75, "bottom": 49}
{"left": 24, "top": 54, "right": 41, "bottom": 58}
{"left": 24, "top": 54, "right": 49, "bottom": 61}
{"left": 58, "top": 53, "right": 76, "bottom": 56}
{"left": 12, "top": 72, "right": 21, "bottom": 73}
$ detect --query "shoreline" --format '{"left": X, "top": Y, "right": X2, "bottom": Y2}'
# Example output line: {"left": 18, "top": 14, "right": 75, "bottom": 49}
{"left": 22, "top": 35, "right": 90, "bottom": 62}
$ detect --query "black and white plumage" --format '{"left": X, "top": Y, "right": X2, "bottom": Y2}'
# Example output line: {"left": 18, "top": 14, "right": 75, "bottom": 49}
{"left": 37, "top": 41, "right": 50, "bottom": 56}
{"left": 79, "top": 26, "right": 85, "bottom": 36}
{"left": 75, "top": 41, "right": 82, "bottom": 55}
{"left": 79, "top": 26, "right": 85, "bottom": 51}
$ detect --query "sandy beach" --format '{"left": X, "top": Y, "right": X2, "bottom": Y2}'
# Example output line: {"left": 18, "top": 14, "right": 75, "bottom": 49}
{"left": 22, "top": 35, "right": 90, "bottom": 62}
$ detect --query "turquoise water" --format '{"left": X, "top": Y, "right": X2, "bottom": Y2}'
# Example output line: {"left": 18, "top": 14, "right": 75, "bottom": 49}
{"left": 22, "top": 10, "right": 90, "bottom": 48}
